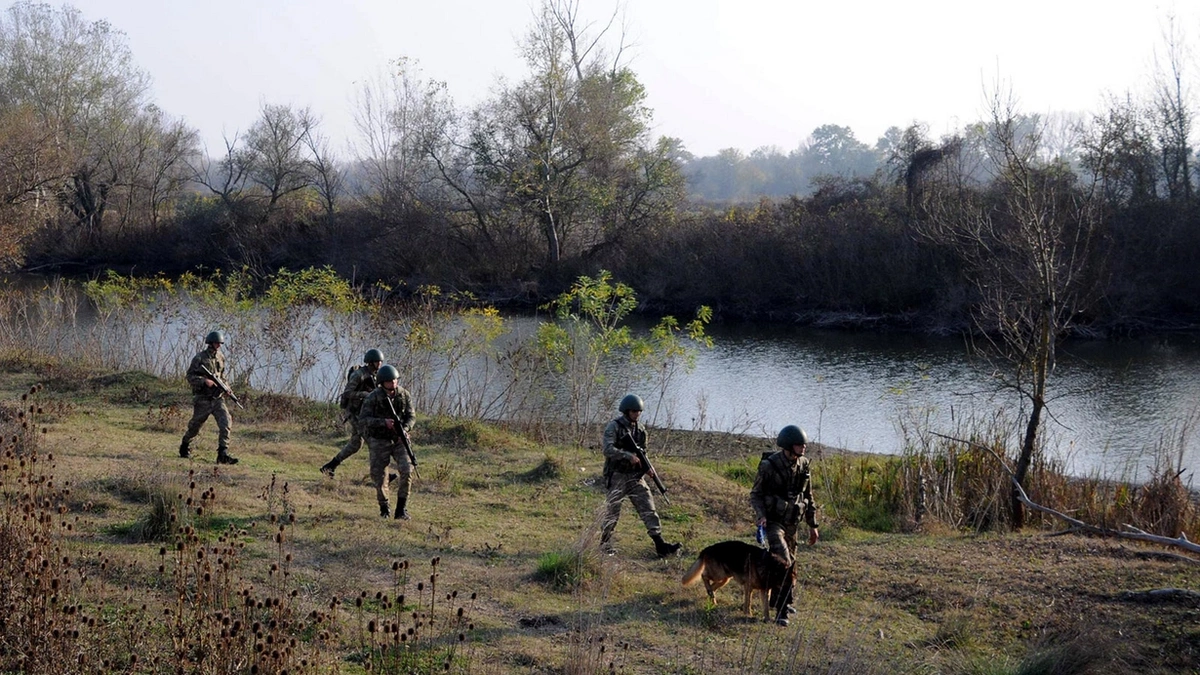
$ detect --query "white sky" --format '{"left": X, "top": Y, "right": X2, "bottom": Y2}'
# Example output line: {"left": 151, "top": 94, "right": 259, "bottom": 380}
{"left": 60, "top": 0, "right": 1200, "bottom": 157}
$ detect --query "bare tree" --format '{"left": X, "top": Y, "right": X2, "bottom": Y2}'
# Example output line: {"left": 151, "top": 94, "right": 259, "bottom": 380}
{"left": 193, "top": 106, "right": 319, "bottom": 218}
{"left": 242, "top": 103, "right": 316, "bottom": 222}
{"left": 302, "top": 125, "right": 342, "bottom": 224}
{"left": 1152, "top": 14, "right": 1193, "bottom": 204}
{"left": 1080, "top": 94, "right": 1159, "bottom": 208}
{"left": 350, "top": 57, "right": 448, "bottom": 216}
{"left": 911, "top": 87, "right": 1102, "bottom": 529}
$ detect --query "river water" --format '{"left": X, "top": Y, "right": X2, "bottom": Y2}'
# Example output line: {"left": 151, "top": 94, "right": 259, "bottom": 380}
{"left": 658, "top": 323, "right": 1200, "bottom": 480}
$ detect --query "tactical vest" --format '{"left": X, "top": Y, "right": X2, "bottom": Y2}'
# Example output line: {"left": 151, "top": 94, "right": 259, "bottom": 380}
{"left": 758, "top": 450, "right": 813, "bottom": 526}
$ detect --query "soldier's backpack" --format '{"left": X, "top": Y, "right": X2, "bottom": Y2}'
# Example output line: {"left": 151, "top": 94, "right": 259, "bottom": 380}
{"left": 338, "top": 365, "right": 361, "bottom": 409}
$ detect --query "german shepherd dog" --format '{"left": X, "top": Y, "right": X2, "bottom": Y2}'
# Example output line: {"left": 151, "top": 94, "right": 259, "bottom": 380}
{"left": 681, "top": 540, "right": 794, "bottom": 621}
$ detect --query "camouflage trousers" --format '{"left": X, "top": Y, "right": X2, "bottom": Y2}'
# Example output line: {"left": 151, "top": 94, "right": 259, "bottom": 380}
{"left": 366, "top": 437, "right": 412, "bottom": 512}
{"left": 601, "top": 471, "right": 662, "bottom": 538}
{"left": 762, "top": 520, "right": 799, "bottom": 566}
{"left": 183, "top": 396, "right": 231, "bottom": 451}
{"left": 329, "top": 418, "right": 366, "bottom": 464}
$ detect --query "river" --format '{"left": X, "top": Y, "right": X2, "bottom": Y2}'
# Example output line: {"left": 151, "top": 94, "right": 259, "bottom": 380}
{"left": 659, "top": 323, "right": 1200, "bottom": 480}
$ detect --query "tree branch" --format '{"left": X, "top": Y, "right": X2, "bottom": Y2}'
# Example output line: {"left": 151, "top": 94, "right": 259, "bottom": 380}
{"left": 931, "top": 432, "right": 1200, "bottom": 562}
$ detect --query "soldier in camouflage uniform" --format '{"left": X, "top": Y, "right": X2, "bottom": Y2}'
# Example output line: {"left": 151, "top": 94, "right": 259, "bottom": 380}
{"left": 750, "top": 424, "right": 820, "bottom": 625}
{"left": 599, "top": 394, "right": 681, "bottom": 557}
{"left": 179, "top": 330, "right": 238, "bottom": 465}
{"left": 358, "top": 364, "right": 416, "bottom": 519}
{"left": 320, "top": 348, "right": 384, "bottom": 477}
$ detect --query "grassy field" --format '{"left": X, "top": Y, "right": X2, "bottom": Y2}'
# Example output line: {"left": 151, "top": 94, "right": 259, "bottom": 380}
{"left": 2, "top": 364, "right": 1199, "bottom": 674}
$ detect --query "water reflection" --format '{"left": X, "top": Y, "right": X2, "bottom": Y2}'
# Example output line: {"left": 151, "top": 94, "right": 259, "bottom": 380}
{"left": 660, "top": 324, "right": 1200, "bottom": 480}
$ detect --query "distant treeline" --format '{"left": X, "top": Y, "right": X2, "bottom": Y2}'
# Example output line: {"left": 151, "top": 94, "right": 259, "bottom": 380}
{"left": 2, "top": 2, "right": 1199, "bottom": 334}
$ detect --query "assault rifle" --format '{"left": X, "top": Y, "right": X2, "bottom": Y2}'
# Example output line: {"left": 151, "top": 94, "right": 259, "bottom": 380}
{"left": 631, "top": 441, "right": 669, "bottom": 503}
{"left": 199, "top": 364, "right": 244, "bottom": 409}
{"left": 384, "top": 394, "right": 420, "bottom": 479}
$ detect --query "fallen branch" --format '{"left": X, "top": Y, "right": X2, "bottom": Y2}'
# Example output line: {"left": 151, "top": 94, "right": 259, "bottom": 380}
{"left": 930, "top": 432, "right": 1200, "bottom": 563}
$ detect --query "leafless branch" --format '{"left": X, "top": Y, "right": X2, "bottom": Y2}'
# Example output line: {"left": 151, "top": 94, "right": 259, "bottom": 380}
{"left": 931, "top": 431, "right": 1200, "bottom": 562}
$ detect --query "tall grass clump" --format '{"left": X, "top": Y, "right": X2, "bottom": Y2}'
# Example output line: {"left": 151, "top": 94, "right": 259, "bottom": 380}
{"left": 893, "top": 406, "right": 1200, "bottom": 538}
{"left": 819, "top": 454, "right": 906, "bottom": 532}
{"left": 535, "top": 549, "right": 600, "bottom": 591}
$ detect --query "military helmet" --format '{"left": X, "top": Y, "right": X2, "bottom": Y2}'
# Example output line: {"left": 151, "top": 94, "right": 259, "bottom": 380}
{"left": 776, "top": 424, "right": 809, "bottom": 449}
{"left": 377, "top": 364, "right": 399, "bottom": 382}
{"left": 205, "top": 330, "right": 225, "bottom": 345}
{"left": 364, "top": 348, "right": 384, "bottom": 363}
{"left": 618, "top": 394, "right": 644, "bottom": 413}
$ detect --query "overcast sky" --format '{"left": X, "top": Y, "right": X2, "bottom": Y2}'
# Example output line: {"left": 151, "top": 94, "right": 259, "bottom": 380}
{"left": 59, "top": 0, "right": 1200, "bottom": 157}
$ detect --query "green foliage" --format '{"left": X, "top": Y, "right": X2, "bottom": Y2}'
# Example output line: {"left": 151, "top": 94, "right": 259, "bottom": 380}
{"left": 539, "top": 269, "right": 638, "bottom": 366}
{"left": 721, "top": 459, "right": 757, "bottom": 486}
{"left": 262, "top": 266, "right": 366, "bottom": 314}
{"left": 534, "top": 549, "right": 597, "bottom": 590}
{"left": 536, "top": 270, "right": 711, "bottom": 435}
{"left": 83, "top": 271, "right": 175, "bottom": 313}
{"left": 820, "top": 455, "right": 905, "bottom": 533}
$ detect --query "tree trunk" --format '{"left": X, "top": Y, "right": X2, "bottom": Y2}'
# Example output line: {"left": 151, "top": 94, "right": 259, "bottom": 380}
{"left": 1012, "top": 311, "right": 1052, "bottom": 530}
{"left": 1012, "top": 396, "right": 1043, "bottom": 530}
{"left": 542, "top": 202, "right": 560, "bottom": 265}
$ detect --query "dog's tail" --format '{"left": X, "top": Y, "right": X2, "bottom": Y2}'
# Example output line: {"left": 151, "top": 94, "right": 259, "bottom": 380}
{"left": 681, "top": 555, "right": 705, "bottom": 586}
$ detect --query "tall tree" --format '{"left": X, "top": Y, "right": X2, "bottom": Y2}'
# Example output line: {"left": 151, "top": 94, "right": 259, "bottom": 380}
{"left": 447, "top": 0, "right": 683, "bottom": 272}
{"left": 0, "top": 1, "right": 152, "bottom": 247}
{"left": 1152, "top": 15, "right": 1193, "bottom": 204}
{"left": 0, "top": 105, "right": 65, "bottom": 267}
{"left": 1080, "top": 94, "right": 1158, "bottom": 208}
{"left": 794, "top": 124, "right": 879, "bottom": 188}
{"left": 350, "top": 57, "right": 449, "bottom": 218}
{"left": 911, "top": 89, "right": 1101, "bottom": 529}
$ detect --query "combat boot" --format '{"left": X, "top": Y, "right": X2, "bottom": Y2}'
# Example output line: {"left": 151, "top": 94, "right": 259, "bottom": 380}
{"left": 650, "top": 533, "right": 680, "bottom": 558}
{"left": 179, "top": 439, "right": 191, "bottom": 458}
{"left": 320, "top": 459, "right": 339, "bottom": 477}
{"left": 600, "top": 524, "right": 617, "bottom": 555}
{"left": 216, "top": 449, "right": 239, "bottom": 465}
{"left": 393, "top": 499, "right": 410, "bottom": 520}
{"left": 379, "top": 502, "right": 390, "bottom": 518}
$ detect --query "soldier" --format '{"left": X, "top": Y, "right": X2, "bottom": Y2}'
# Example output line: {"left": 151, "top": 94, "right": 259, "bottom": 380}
{"left": 749, "top": 424, "right": 820, "bottom": 626}
{"left": 599, "top": 394, "right": 681, "bottom": 557}
{"left": 320, "top": 348, "right": 384, "bottom": 477}
{"left": 358, "top": 364, "right": 416, "bottom": 519}
{"left": 179, "top": 330, "right": 239, "bottom": 465}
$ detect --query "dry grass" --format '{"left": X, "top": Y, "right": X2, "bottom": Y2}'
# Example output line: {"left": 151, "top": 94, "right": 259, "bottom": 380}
{"left": 1, "top": 366, "right": 1199, "bottom": 673}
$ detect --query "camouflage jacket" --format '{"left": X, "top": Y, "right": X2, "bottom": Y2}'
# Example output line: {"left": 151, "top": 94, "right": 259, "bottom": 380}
{"left": 749, "top": 450, "right": 818, "bottom": 528}
{"left": 339, "top": 365, "right": 379, "bottom": 415}
{"left": 185, "top": 348, "right": 226, "bottom": 398}
{"left": 358, "top": 386, "right": 414, "bottom": 440}
{"left": 602, "top": 415, "right": 647, "bottom": 477}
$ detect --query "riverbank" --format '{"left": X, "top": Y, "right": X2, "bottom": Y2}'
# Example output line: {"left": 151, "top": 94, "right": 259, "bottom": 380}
{"left": 2, "top": 364, "right": 1198, "bottom": 673}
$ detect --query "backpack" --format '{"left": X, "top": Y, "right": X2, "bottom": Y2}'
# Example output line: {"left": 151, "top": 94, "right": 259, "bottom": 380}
{"left": 338, "top": 365, "right": 362, "bottom": 409}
